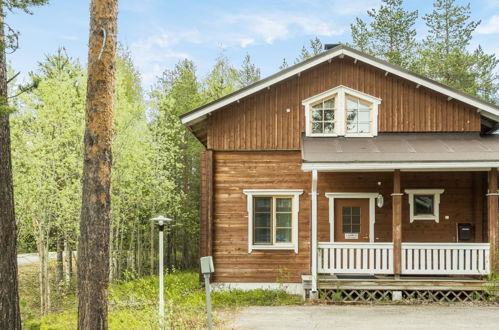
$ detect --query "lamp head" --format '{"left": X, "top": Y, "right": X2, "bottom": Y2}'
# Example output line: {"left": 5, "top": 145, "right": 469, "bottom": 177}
{"left": 150, "top": 216, "right": 172, "bottom": 226}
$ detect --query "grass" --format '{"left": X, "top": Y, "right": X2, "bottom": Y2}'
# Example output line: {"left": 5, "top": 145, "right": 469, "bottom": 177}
{"left": 19, "top": 265, "right": 302, "bottom": 329}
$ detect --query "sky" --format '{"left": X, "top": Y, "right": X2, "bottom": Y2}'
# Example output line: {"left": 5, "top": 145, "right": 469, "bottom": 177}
{"left": 5, "top": 0, "right": 499, "bottom": 90}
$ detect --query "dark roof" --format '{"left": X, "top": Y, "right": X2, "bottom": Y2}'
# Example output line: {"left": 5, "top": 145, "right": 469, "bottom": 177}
{"left": 302, "top": 133, "right": 499, "bottom": 164}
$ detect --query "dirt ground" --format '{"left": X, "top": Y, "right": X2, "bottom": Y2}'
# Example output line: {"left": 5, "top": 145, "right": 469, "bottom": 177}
{"left": 228, "top": 304, "right": 499, "bottom": 330}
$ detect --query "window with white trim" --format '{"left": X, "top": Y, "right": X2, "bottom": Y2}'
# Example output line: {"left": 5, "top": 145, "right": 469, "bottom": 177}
{"left": 405, "top": 189, "right": 444, "bottom": 223}
{"left": 303, "top": 85, "right": 381, "bottom": 137}
{"left": 243, "top": 189, "right": 303, "bottom": 253}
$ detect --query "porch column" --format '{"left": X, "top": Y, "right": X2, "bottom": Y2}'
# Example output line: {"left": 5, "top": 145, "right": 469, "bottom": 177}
{"left": 311, "top": 170, "right": 318, "bottom": 294}
{"left": 392, "top": 169, "right": 402, "bottom": 276}
{"left": 487, "top": 168, "right": 498, "bottom": 273}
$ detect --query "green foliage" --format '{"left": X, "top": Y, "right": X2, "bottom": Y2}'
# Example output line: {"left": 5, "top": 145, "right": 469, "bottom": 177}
{"left": 202, "top": 52, "right": 239, "bottom": 101}
{"left": 237, "top": 53, "right": 261, "bottom": 87}
{"left": 294, "top": 37, "right": 323, "bottom": 64}
{"left": 350, "top": 0, "right": 418, "bottom": 67}
{"left": 25, "top": 271, "right": 302, "bottom": 329}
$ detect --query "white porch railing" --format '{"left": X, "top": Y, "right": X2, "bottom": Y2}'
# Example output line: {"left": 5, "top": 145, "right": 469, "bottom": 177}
{"left": 318, "top": 242, "right": 393, "bottom": 274}
{"left": 401, "top": 243, "right": 490, "bottom": 275}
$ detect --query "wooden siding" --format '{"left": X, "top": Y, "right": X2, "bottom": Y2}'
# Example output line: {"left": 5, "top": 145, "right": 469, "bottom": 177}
{"left": 212, "top": 151, "right": 310, "bottom": 283}
{"left": 199, "top": 150, "right": 213, "bottom": 258}
{"left": 317, "top": 171, "right": 487, "bottom": 244}
{"left": 207, "top": 58, "right": 481, "bottom": 150}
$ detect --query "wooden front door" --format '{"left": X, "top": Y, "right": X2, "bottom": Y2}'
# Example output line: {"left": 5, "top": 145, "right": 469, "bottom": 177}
{"left": 334, "top": 198, "right": 370, "bottom": 242}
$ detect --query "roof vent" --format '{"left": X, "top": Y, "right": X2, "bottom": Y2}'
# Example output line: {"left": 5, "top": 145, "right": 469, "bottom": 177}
{"left": 324, "top": 43, "right": 340, "bottom": 50}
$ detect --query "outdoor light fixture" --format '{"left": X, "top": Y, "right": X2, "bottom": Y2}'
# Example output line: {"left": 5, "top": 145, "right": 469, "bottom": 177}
{"left": 377, "top": 194, "right": 384, "bottom": 208}
{"left": 151, "top": 216, "right": 173, "bottom": 329}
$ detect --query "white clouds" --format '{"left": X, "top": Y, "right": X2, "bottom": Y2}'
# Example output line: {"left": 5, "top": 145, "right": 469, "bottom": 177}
{"left": 476, "top": 15, "right": 499, "bottom": 35}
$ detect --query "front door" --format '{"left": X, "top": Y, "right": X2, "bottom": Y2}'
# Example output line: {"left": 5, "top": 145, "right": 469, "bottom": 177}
{"left": 334, "top": 198, "right": 370, "bottom": 242}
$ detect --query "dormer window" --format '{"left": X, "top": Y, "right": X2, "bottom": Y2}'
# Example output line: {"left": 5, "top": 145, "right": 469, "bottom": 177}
{"left": 303, "top": 85, "right": 381, "bottom": 137}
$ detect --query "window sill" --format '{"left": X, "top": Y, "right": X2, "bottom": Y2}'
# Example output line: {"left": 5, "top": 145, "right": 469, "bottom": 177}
{"left": 410, "top": 216, "right": 439, "bottom": 223}
{"left": 250, "top": 244, "right": 297, "bottom": 252}
{"left": 307, "top": 133, "right": 338, "bottom": 137}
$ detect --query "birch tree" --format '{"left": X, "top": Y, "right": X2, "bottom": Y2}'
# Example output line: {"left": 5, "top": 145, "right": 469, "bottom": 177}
{"left": 77, "top": 0, "right": 118, "bottom": 328}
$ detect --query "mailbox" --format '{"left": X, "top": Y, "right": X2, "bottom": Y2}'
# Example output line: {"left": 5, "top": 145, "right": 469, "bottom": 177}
{"left": 458, "top": 223, "right": 473, "bottom": 241}
{"left": 200, "top": 256, "right": 215, "bottom": 274}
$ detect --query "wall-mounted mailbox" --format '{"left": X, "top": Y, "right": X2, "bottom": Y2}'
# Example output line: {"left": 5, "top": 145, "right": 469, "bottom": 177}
{"left": 200, "top": 256, "right": 215, "bottom": 274}
{"left": 458, "top": 223, "right": 472, "bottom": 241}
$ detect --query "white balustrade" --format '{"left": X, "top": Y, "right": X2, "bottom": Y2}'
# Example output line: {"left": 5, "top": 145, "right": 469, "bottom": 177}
{"left": 318, "top": 242, "right": 393, "bottom": 274}
{"left": 401, "top": 243, "right": 490, "bottom": 275}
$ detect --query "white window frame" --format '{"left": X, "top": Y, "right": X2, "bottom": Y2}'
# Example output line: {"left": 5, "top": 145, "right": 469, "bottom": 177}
{"left": 405, "top": 189, "right": 444, "bottom": 223}
{"left": 302, "top": 85, "right": 381, "bottom": 137}
{"left": 243, "top": 189, "right": 303, "bottom": 253}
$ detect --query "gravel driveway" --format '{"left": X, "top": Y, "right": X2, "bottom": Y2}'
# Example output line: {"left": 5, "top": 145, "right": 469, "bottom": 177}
{"left": 230, "top": 305, "right": 499, "bottom": 330}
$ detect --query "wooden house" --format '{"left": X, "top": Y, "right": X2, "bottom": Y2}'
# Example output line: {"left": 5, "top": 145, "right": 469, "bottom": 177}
{"left": 181, "top": 45, "right": 499, "bottom": 301}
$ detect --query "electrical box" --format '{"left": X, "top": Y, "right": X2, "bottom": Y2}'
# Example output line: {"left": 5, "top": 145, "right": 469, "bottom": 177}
{"left": 200, "top": 256, "right": 215, "bottom": 274}
{"left": 458, "top": 223, "right": 473, "bottom": 241}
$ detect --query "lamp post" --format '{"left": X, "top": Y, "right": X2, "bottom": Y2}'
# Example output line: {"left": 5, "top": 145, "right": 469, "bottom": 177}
{"left": 151, "top": 216, "right": 172, "bottom": 329}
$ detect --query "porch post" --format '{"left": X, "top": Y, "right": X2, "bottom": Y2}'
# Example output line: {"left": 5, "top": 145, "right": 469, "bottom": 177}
{"left": 392, "top": 169, "right": 402, "bottom": 276}
{"left": 487, "top": 168, "right": 498, "bottom": 273}
{"left": 311, "top": 170, "right": 318, "bottom": 294}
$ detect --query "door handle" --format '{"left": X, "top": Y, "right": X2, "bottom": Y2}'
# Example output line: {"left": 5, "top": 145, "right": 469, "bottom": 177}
{"left": 362, "top": 235, "right": 369, "bottom": 239}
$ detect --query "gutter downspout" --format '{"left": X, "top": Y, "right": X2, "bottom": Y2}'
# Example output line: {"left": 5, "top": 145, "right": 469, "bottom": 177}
{"left": 311, "top": 170, "right": 318, "bottom": 295}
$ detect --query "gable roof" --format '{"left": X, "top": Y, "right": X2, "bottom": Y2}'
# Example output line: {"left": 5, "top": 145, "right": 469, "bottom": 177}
{"left": 180, "top": 44, "right": 499, "bottom": 129}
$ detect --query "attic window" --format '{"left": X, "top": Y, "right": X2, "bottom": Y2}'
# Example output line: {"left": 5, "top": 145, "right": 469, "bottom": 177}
{"left": 303, "top": 85, "right": 381, "bottom": 137}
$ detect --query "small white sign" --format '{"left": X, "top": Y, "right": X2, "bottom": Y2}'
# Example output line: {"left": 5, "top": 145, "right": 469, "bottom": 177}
{"left": 345, "top": 233, "right": 358, "bottom": 240}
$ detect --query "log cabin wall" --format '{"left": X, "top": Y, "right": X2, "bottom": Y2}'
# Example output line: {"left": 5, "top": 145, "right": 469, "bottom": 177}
{"left": 207, "top": 57, "right": 481, "bottom": 151}
{"left": 317, "top": 171, "right": 486, "bottom": 244}
{"left": 212, "top": 151, "right": 310, "bottom": 283}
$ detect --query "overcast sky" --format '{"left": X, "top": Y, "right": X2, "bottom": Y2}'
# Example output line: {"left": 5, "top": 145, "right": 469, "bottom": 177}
{"left": 6, "top": 0, "right": 499, "bottom": 90}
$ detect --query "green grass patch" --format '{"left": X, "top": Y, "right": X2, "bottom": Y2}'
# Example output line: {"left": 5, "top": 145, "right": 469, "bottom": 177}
{"left": 21, "top": 270, "right": 303, "bottom": 329}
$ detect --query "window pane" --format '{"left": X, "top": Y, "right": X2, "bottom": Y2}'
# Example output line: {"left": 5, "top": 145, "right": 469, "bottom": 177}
{"left": 359, "top": 101, "right": 371, "bottom": 110}
{"left": 414, "top": 195, "right": 434, "bottom": 215}
{"left": 312, "top": 109, "right": 323, "bottom": 121}
{"left": 276, "top": 198, "right": 292, "bottom": 212}
{"left": 255, "top": 213, "right": 271, "bottom": 227}
{"left": 324, "top": 122, "right": 335, "bottom": 133}
{"left": 324, "top": 109, "right": 335, "bottom": 121}
{"left": 312, "top": 103, "right": 323, "bottom": 110}
{"left": 324, "top": 99, "right": 335, "bottom": 109}
{"left": 276, "top": 228, "right": 291, "bottom": 242}
{"left": 254, "top": 228, "right": 271, "bottom": 244}
{"left": 352, "top": 207, "right": 360, "bottom": 215}
{"left": 343, "top": 207, "right": 351, "bottom": 216}
{"left": 352, "top": 216, "right": 360, "bottom": 225}
{"left": 312, "top": 122, "right": 323, "bottom": 133}
{"left": 351, "top": 225, "right": 360, "bottom": 233}
{"left": 357, "top": 110, "right": 370, "bottom": 121}
{"left": 254, "top": 197, "right": 271, "bottom": 212}
{"left": 347, "top": 98, "right": 358, "bottom": 109}
{"left": 346, "top": 122, "right": 358, "bottom": 133}
{"left": 357, "top": 123, "right": 370, "bottom": 133}
{"left": 342, "top": 215, "right": 351, "bottom": 226}
{"left": 343, "top": 224, "right": 351, "bottom": 233}
{"left": 346, "top": 110, "right": 357, "bottom": 122}
{"left": 276, "top": 213, "right": 291, "bottom": 227}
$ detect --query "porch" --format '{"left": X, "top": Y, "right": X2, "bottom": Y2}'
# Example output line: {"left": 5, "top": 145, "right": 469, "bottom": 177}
{"left": 303, "top": 134, "right": 499, "bottom": 293}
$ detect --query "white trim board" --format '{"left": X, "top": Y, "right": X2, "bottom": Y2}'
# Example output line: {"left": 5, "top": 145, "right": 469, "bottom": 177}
{"left": 181, "top": 45, "right": 499, "bottom": 125}
{"left": 302, "top": 162, "right": 499, "bottom": 172}
{"left": 325, "top": 192, "right": 379, "bottom": 243}
{"left": 243, "top": 189, "right": 303, "bottom": 253}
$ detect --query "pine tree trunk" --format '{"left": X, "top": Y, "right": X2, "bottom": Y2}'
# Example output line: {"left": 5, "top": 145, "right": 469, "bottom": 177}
{"left": 150, "top": 221, "right": 154, "bottom": 275}
{"left": 56, "top": 236, "right": 64, "bottom": 294}
{"left": 77, "top": 1, "right": 118, "bottom": 328}
{"left": 64, "top": 237, "right": 72, "bottom": 286}
{"left": 137, "top": 224, "right": 142, "bottom": 277}
{"left": 0, "top": 7, "right": 22, "bottom": 329}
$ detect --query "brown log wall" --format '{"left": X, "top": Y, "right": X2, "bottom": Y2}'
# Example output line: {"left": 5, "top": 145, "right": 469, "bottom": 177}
{"left": 207, "top": 58, "right": 481, "bottom": 150}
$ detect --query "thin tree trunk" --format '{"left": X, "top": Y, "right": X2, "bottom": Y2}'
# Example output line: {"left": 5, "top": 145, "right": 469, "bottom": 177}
{"left": 150, "top": 221, "right": 154, "bottom": 275}
{"left": 0, "top": 7, "right": 21, "bottom": 328}
{"left": 77, "top": 1, "right": 118, "bottom": 328}
{"left": 56, "top": 235, "right": 64, "bottom": 294}
{"left": 64, "top": 237, "right": 72, "bottom": 286}
{"left": 137, "top": 224, "right": 142, "bottom": 277}
{"left": 37, "top": 228, "right": 51, "bottom": 315}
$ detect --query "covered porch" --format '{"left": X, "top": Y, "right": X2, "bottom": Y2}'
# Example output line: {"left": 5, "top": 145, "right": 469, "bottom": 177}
{"left": 303, "top": 134, "right": 499, "bottom": 293}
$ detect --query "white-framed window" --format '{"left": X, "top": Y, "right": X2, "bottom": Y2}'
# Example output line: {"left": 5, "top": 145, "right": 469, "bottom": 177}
{"left": 303, "top": 85, "right": 381, "bottom": 137}
{"left": 243, "top": 189, "right": 303, "bottom": 253}
{"left": 405, "top": 189, "right": 444, "bottom": 223}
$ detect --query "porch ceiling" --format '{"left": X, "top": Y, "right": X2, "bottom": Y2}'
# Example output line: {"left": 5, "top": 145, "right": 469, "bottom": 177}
{"left": 302, "top": 133, "right": 499, "bottom": 170}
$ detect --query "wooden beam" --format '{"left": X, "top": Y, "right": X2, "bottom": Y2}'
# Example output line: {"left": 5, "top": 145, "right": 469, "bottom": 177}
{"left": 200, "top": 150, "right": 214, "bottom": 259}
{"left": 487, "top": 168, "right": 498, "bottom": 272}
{"left": 473, "top": 172, "right": 484, "bottom": 242}
{"left": 392, "top": 169, "right": 402, "bottom": 275}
